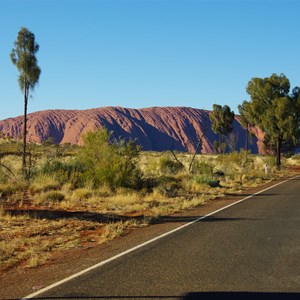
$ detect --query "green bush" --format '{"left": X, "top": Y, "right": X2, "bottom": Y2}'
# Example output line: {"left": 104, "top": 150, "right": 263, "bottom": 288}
{"left": 216, "top": 151, "right": 246, "bottom": 167}
{"left": 155, "top": 176, "right": 181, "bottom": 197}
{"left": 191, "top": 161, "right": 213, "bottom": 175}
{"left": 78, "top": 129, "right": 142, "bottom": 189}
{"left": 159, "top": 157, "right": 184, "bottom": 175}
{"left": 264, "top": 155, "right": 276, "bottom": 168}
{"left": 194, "top": 174, "right": 220, "bottom": 187}
{"left": 214, "top": 151, "right": 251, "bottom": 176}
{"left": 38, "top": 159, "right": 85, "bottom": 188}
{"left": 29, "top": 175, "right": 61, "bottom": 192}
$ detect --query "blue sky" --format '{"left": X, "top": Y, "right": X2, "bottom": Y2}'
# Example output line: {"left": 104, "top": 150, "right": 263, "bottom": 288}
{"left": 0, "top": 0, "right": 299, "bottom": 120}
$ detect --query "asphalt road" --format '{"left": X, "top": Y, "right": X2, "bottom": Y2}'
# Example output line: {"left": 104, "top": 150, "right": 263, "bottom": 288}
{"left": 27, "top": 177, "right": 300, "bottom": 300}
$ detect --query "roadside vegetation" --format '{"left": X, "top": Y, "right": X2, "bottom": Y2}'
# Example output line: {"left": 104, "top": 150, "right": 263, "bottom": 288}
{"left": 2, "top": 27, "right": 300, "bottom": 275}
{"left": 1, "top": 131, "right": 300, "bottom": 272}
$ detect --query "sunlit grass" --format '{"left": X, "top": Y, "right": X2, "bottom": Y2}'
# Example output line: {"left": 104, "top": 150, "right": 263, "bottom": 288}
{"left": 1, "top": 144, "right": 297, "bottom": 272}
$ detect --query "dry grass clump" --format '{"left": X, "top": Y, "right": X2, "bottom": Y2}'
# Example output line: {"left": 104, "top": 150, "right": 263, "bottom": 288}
{"left": 0, "top": 155, "right": 22, "bottom": 174}
{"left": 0, "top": 183, "right": 20, "bottom": 197}
{"left": 72, "top": 188, "right": 93, "bottom": 200}
{"left": 100, "top": 219, "right": 149, "bottom": 242}
{"left": 0, "top": 209, "right": 82, "bottom": 270}
{"left": 57, "top": 188, "right": 94, "bottom": 209}
{"left": 102, "top": 191, "right": 146, "bottom": 214}
{"left": 286, "top": 154, "right": 300, "bottom": 166}
{"left": 41, "top": 191, "right": 65, "bottom": 202}
{"left": 29, "top": 175, "right": 61, "bottom": 193}
{"left": 0, "top": 207, "right": 149, "bottom": 271}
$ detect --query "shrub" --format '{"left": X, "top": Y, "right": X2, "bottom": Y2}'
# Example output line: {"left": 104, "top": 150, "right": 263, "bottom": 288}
{"left": 79, "top": 129, "right": 142, "bottom": 189}
{"left": 29, "top": 175, "right": 61, "bottom": 192}
{"left": 155, "top": 176, "right": 181, "bottom": 197}
{"left": 214, "top": 151, "right": 251, "bottom": 176}
{"left": 38, "top": 159, "right": 85, "bottom": 188}
{"left": 264, "top": 155, "right": 276, "bottom": 168}
{"left": 193, "top": 174, "right": 220, "bottom": 187}
{"left": 159, "top": 157, "right": 184, "bottom": 175}
{"left": 191, "top": 161, "right": 213, "bottom": 175}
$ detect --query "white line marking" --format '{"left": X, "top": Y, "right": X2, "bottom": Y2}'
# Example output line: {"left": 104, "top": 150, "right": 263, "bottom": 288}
{"left": 22, "top": 175, "right": 299, "bottom": 299}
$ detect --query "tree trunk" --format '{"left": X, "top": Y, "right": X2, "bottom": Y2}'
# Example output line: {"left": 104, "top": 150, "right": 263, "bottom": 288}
{"left": 22, "top": 83, "right": 28, "bottom": 177}
{"left": 245, "top": 124, "right": 249, "bottom": 151}
{"left": 276, "top": 138, "right": 282, "bottom": 169}
{"left": 189, "top": 132, "right": 205, "bottom": 173}
{"left": 169, "top": 149, "right": 184, "bottom": 169}
{"left": 221, "top": 133, "right": 225, "bottom": 154}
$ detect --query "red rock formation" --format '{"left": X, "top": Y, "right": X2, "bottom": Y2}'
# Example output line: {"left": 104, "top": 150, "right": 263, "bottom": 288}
{"left": 0, "top": 106, "right": 264, "bottom": 153}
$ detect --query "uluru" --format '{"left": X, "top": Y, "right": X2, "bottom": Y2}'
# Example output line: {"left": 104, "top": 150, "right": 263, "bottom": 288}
{"left": 0, "top": 106, "right": 264, "bottom": 154}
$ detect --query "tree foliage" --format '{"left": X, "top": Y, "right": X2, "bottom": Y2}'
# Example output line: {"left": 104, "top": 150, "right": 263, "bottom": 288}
{"left": 245, "top": 73, "right": 300, "bottom": 167}
{"left": 238, "top": 100, "right": 254, "bottom": 151}
{"left": 210, "top": 104, "right": 235, "bottom": 153}
{"left": 11, "top": 27, "right": 41, "bottom": 177}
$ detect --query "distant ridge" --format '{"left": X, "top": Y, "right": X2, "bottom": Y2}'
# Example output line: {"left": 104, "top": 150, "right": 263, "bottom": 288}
{"left": 0, "top": 106, "right": 264, "bottom": 153}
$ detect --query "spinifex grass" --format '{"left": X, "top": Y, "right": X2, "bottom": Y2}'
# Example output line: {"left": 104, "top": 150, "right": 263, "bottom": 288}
{"left": 0, "top": 208, "right": 149, "bottom": 272}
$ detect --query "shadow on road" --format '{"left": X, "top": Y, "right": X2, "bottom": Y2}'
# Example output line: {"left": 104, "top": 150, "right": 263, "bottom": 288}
{"left": 4, "top": 209, "right": 144, "bottom": 223}
{"left": 183, "top": 292, "right": 300, "bottom": 299}
{"left": 181, "top": 292, "right": 300, "bottom": 300}
{"left": 224, "top": 193, "right": 279, "bottom": 198}
{"left": 15, "top": 292, "right": 300, "bottom": 300}
{"left": 151, "top": 215, "right": 261, "bottom": 224}
{"left": 4, "top": 208, "right": 260, "bottom": 225}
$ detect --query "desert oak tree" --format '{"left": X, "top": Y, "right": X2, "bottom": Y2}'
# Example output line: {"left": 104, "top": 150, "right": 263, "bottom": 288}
{"left": 210, "top": 104, "right": 235, "bottom": 153}
{"left": 245, "top": 73, "right": 300, "bottom": 168}
{"left": 238, "top": 100, "right": 254, "bottom": 152}
{"left": 11, "top": 27, "right": 41, "bottom": 176}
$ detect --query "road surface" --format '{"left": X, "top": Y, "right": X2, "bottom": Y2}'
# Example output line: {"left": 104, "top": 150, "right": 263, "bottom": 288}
{"left": 25, "top": 177, "right": 300, "bottom": 299}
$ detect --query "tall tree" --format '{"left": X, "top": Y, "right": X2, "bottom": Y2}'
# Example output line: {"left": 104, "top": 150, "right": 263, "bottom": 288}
{"left": 210, "top": 104, "right": 235, "bottom": 153}
{"left": 292, "top": 86, "right": 300, "bottom": 123}
{"left": 11, "top": 27, "right": 41, "bottom": 176}
{"left": 246, "top": 73, "right": 300, "bottom": 168}
{"left": 238, "top": 100, "right": 254, "bottom": 151}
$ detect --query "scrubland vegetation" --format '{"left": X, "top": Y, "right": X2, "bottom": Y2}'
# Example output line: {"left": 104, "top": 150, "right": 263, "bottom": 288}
{"left": 3, "top": 27, "right": 300, "bottom": 276}
{"left": 0, "top": 130, "right": 300, "bottom": 272}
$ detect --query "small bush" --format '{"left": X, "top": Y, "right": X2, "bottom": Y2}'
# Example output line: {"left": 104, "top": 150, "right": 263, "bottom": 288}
{"left": 264, "top": 155, "right": 276, "bottom": 168}
{"left": 194, "top": 174, "right": 220, "bottom": 187}
{"left": 38, "top": 159, "right": 85, "bottom": 189}
{"left": 79, "top": 129, "right": 142, "bottom": 190}
{"left": 159, "top": 157, "right": 184, "bottom": 175}
{"left": 29, "top": 175, "right": 61, "bottom": 192}
{"left": 155, "top": 176, "right": 181, "bottom": 197}
{"left": 214, "top": 151, "right": 251, "bottom": 176}
{"left": 191, "top": 161, "right": 213, "bottom": 175}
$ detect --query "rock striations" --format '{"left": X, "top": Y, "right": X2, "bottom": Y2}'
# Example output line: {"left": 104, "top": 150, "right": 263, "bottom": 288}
{"left": 0, "top": 106, "right": 264, "bottom": 153}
